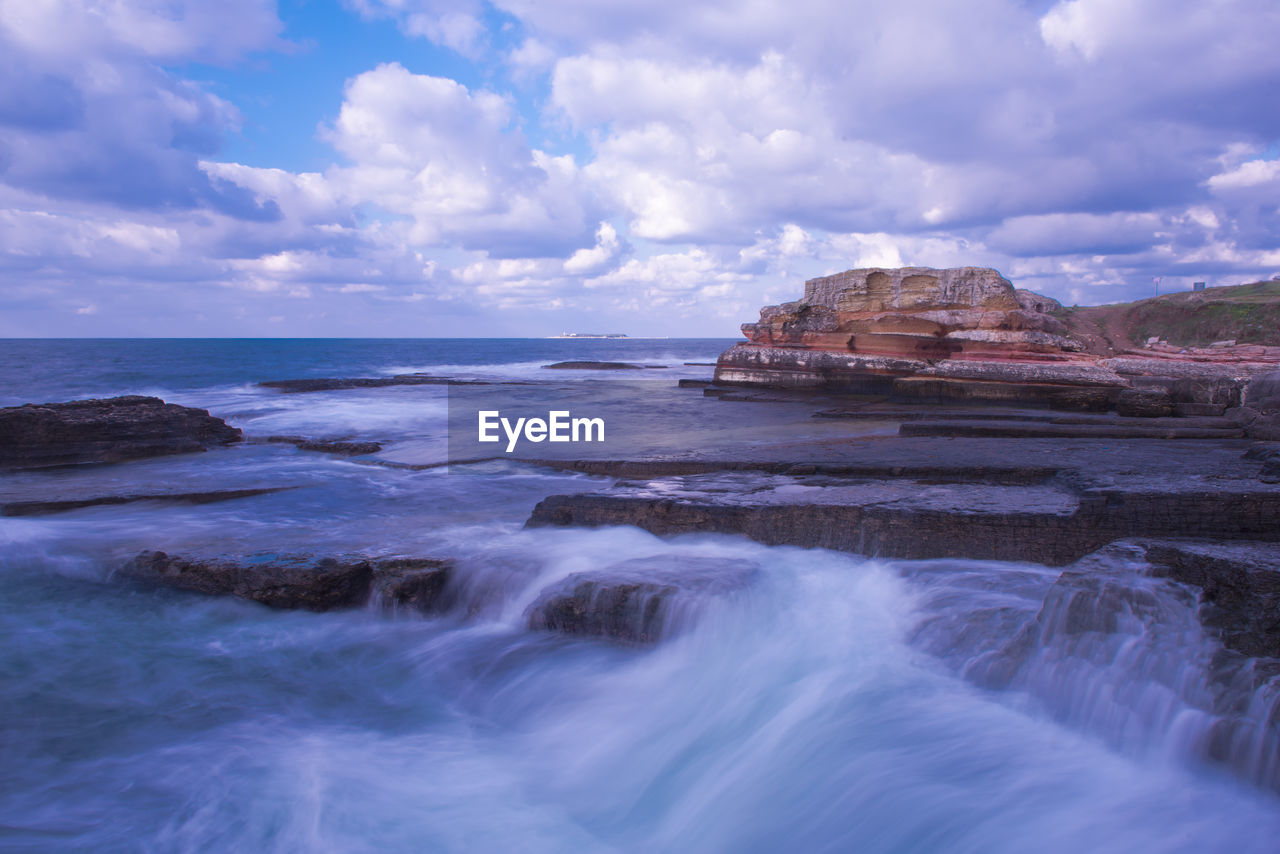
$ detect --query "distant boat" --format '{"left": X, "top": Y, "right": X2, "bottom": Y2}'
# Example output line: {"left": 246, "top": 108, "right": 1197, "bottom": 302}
{"left": 549, "top": 332, "right": 629, "bottom": 339}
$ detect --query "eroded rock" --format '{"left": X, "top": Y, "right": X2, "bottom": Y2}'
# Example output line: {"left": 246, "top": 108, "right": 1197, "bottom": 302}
{"left": 543, "top": 361, "right": 663, "bottom": 370}
{"left": 1133, "top": 540, "right": 1280, "bottom": 659}
{"left": 527, "top": 469, "right": 1280, "bottom": 567}
{"left": 1240, "top": 369, "right": 1280, "bottom": 440}
{"left": 733, "top": 266, "right": 1083, "bottom": 359}
{"left": 258, "top": 375, "right": 499, "bottom": 392}
{"left": 527, "top": 556, "right": 756, "bottom": 644}
{"left": 716, "top": 266, "right": 1280, "bottom": 410}
{"left": 118, "top": 551, "right": 374, "bottom": 611}
{"left": 0, "top": 396, "right": 241, "bottom": 469}
{"left": 370, "top": 558, "right": 453, "bottom": 614}
{"left": 976, "top": 539, "right": 1280, "bottom": 791}
{"left": 267, "top": 436, "right": 383, "bottom": 456}
{"left": 117, "top": 551, "right": 453, "bottom": 613}
{"left": 2, "top": 487, "right": 292, "bottom": 517}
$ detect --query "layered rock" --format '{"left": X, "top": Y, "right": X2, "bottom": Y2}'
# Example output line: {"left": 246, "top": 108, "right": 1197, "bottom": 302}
{"left": 543, "top": 361, "right": 663, "bottom": 370}
{"left": 1136, "top": 540, "right": 1280, "bottom": 660}
{"left": 527, "top": 463, "right": 1280, "bottom": 567}
{"left": 0, "top": 396, "right": 242, "bottom": 469}
{"left": 118, "top": 551, "right": 453, "bottom": 614}
{"left": 717, "top": 266, "right": 1280, "bottom": 409}
{"left": 2, "top": 487, "right": 291, "bottom": 517}
{"left": 258, "top": 375, "right": 503, "bottom": 393}
{"left": 369, "top": 558, "right": 454, "bottom": 613}
{"left": 266, "top": 436, "right": 384, "bottom": 456}
{"left": 971, "top": 539, "right": 1280, "bottom": 791}
{"left": 526, "top": 556, "right": 757, "bottom": 644}
{"left": 742, "top": 267, "right": 1080, "bottom": 355}
{"left": 1236, "top": 370, "right": 1280, "bottom": 440}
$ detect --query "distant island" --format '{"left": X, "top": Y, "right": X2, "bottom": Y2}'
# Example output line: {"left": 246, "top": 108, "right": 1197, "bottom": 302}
{"left": 549, "top": 332, "right": 629, "bottom": 339}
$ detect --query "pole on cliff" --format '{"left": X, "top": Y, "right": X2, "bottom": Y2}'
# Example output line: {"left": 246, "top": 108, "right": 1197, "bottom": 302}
{"left": 1153, "top": 276, "right": 1161, "bottom": 297}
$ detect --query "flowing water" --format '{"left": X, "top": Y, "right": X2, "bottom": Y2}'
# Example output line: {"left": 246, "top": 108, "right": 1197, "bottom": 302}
{"left": 1, "top": 339, "right": 1277, "bottom": 853}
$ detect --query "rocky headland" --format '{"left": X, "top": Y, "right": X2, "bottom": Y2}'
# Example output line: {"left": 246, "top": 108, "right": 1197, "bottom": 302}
{"left": 715, "top": 267, "right": 1280, "bottom": 429}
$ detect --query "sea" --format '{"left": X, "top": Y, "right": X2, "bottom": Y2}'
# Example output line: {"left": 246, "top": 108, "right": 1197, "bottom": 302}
{"left": 1, "top": 338, "right": 1277, "bottom": 853}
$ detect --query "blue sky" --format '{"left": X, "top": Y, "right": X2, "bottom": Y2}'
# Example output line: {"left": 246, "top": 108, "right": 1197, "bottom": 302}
{"left": 1, "top": 0, "right": 1278, "bottom": 337}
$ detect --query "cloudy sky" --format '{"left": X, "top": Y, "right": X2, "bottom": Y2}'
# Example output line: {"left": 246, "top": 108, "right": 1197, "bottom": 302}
{"left": 1, "top": 0, "right": 1278, "bottom": 337}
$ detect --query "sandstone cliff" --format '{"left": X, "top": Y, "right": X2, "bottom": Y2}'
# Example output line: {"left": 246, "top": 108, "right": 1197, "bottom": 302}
{"left": 717, "top": 267, "right": 1280, "bottom": 413}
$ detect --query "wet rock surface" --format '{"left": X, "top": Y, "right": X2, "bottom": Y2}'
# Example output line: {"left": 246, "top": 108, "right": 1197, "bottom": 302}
{"left": 1133, "top": 539, "right": 1280, "bottom": 659}
{"left": 258, "top": 375, "right": 510, "bottom": 392}
{"left": 266, "top": 436, "right": 384, "bottom": 456}
{"left": 369, "top": 558, "right": 454, "bottom": 615}
{"left": 2, "top": 487, "right": 293, "bottom": 517}
{"left": 810, "top": 403, "right": 1244, "bottom": 436}
{"left": 526, "top": 438, "right": 1280, "bottom": 566}
{"left": 898, "top": 420, "right": 1242, "bottom": 439}
{"left": 0, "top": 396, "right": 242, "bottom": 469}
{"left": 118, "top": 551, "right": 453, "bottom": 613}
{"left": 969, "top": 539, "right": 1280, "bottom": 790}
{"left": 526, "top": 556, "right": 757, "bottom": 644}
{"left": 542, "top": 361, "right": 665, "bottom": 370}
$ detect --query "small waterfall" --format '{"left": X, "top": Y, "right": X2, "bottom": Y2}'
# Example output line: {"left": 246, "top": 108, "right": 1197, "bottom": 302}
{"left": 906, "top": 545, "right": 1280, "bottom": 791}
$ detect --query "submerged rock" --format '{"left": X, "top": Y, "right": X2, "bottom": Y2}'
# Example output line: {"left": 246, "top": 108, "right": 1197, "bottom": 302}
{"left": 2, "top": 487, "right": 292, "bottom": 517}
{"left": 369, "top": 558, "right": 453, "bottom": 614}
{"left": 0, "top": 396, "right": 241, "bottom": 469}
{"left": 542, "top": 361, "right": 664, "bottom": 370}
{"left": 266, "top": 436, "right": 383, "bottom": 456}
{"left": 527, "top": 556, "right": 757, "bottom": 644}
{"left": 1132, "top": 540, "right": 1280, "bottom": 659}
{"left": 257, "top": 375, "right": 500, "bottom": 392}
{"left": 118, "top": 551, "right": 453, "bottom": 613}
{"left": 972, "top": 539, "right": 1280, "bottom": 791}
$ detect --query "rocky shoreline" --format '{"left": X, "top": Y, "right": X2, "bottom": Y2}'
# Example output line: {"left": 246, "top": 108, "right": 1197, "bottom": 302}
{"left": 714, "top": 266, "right": 1280, "bottom": 436}
{"left": 6, "top": 323, "right": 1280, "bottom": 792}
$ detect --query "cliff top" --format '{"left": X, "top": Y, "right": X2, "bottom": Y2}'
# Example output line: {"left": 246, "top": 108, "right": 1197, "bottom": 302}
{"left": 798, "top": 266, "right": 1017, "bottom": 313}
{"left": 1064, "top": 280, "right": 1280, "bottom": 351}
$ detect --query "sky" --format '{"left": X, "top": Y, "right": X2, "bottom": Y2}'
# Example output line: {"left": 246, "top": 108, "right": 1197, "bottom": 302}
{"left": 0, "top": 0, "right": 1278, "bottom": 337}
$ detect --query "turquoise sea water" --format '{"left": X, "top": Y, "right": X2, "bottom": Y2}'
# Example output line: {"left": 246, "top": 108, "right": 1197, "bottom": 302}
{"left": 1, "top": 339, "right": 1277, "bottom": 853}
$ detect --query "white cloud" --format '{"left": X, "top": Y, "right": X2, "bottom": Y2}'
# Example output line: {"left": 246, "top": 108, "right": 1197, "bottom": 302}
{"left": 324, "top": 62, "right": 599, "bottom": 257}
{"left": 555, "top": 51, "right": 953, "bottom": 241}
{"left": 1208, "top": 158, "right": 1280, "bottom": 194}
{"left": 586, "top": 248, "right": 749, "bottom": 293}
{"left": 507, "top": 37, "right": 556, "bottom": 80}
{"left": 3, "top": 0, "right": 1280, "bottom": 334}
{"left": 200, "top": 162, "right": 346, "bottom": 224}
{"left": 344, "top": 0, "right": 485, "bottom": 55}
{"left": 987, "top": 212, "right": 1164, "bottom": 257}
{"left": 0, "top": 0, "right": 281, "bottom": 63}
{"left": 563, "top": 222, "right": 622, "bottom": 274}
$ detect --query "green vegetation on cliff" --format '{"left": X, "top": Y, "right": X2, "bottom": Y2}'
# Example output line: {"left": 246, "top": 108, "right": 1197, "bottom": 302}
{"left": 1064, "top": 280, "right": 1280, "bottom": 353}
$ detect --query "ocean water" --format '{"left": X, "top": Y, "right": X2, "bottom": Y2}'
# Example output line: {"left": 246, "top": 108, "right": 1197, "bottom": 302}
{"left": 1, "top": 339, "right": 1278, "bottom": 853}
